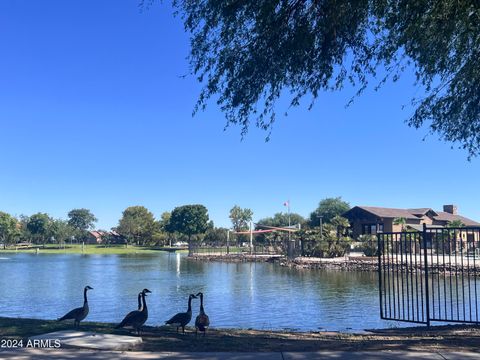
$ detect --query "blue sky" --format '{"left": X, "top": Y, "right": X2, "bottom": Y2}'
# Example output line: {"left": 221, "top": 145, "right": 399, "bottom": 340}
{"left": 1, "top": 0, "right": 479, "bottom": 229}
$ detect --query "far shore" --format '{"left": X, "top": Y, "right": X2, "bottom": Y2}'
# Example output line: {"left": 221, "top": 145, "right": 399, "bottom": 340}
{"left": 0, "top": 244, "right": 182, "bottom": 255}
{"left": 189, "top": 253, "right": 379, "bottom": 271}
{"left": 1, "top": 316, "right": 479, "bottom": 352}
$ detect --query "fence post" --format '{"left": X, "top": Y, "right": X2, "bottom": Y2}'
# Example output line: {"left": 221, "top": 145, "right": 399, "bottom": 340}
{"left": 377, "top": 233, "right": 383, "bottom": 319}
{"left": 422, "top": 223, "right": 431, "bottom": 327}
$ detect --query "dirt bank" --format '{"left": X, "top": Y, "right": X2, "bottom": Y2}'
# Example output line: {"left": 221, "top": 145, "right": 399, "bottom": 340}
{"left": 1, "top": 317, "right": 479, "bottom": 352}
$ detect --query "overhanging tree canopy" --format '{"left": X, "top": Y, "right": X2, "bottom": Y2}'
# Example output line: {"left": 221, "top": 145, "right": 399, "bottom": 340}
{"left": 165, "top": 0, "right": 480, "bottom": 157}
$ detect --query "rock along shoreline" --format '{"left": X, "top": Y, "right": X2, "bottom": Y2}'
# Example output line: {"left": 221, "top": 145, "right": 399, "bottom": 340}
{"left": 188, "top": 253, "right": 379, "bottom": 272}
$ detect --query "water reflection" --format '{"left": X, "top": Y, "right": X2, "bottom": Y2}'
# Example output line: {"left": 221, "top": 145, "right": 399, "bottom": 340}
{"left": 0, "top": 253, "right": 408, "bottom": 331}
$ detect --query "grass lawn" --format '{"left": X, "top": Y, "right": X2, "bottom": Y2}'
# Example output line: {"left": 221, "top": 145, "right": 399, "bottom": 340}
{"left": 0, "top": 244, "right": 178, "bottom": 255}
{"left": 1, "top": 317, "right": 479, "bottom": 352}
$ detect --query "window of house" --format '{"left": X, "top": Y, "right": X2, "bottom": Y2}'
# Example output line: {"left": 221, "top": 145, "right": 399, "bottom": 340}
{"left": 362, "top": 223, "right": 384, "bottom": 234}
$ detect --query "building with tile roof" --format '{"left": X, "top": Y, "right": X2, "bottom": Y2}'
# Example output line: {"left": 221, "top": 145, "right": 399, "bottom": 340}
{"left": 343, "top": 204, "right": 480, "bottom": 239}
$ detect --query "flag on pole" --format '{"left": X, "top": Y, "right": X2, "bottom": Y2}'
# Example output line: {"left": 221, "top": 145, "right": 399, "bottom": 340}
{"left": 283, "top": 201, "right": 289, "bottom": 207}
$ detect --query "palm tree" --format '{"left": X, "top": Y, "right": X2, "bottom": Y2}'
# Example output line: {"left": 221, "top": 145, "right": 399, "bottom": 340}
{"left": 446, "top": 220, "right": 465, "bottom": 254}
{"left": 330, "top": 216, "right": 350, "bottom": 239}
{"left": 393, "top": 217, "right": 407, "bottom": 232}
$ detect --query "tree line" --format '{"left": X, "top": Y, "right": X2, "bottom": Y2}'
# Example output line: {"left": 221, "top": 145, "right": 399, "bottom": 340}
{"left": 0, "top": 197, "right": 355, "bottom": 257}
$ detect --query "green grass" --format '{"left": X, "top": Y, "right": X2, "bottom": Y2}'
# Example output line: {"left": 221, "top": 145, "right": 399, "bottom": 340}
{"left": 0, "top": 244, "right": 169, "bottom": 255}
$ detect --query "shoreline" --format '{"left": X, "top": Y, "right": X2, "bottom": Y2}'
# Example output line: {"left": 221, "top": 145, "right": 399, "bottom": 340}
{"left": 188, "top": 253, "right": 379, "bottom": 271}
{"left": 1, "top": 316, "right": 479, "bottom": 353}
{"left": 189, "top": 253, "right": 480, "bottom": 275}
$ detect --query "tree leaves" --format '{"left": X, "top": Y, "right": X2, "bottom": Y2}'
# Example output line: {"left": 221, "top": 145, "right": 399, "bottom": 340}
{"left": 172, "top": 0, "right": 480, "bottom": 157}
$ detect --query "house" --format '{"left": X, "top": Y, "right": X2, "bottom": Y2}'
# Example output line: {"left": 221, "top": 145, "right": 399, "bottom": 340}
{"left": 85, "top": 230, "right": 126, "bottom": 244}
{"left": 343, "top": 204, "right": 480, "bottom": 239}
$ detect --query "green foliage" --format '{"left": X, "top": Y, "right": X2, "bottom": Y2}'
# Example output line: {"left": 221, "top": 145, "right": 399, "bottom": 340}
{"left": 67, "top": 209, "right": 97, "bottom": 233}
{"left": 296, "top": 228, "right": 323, "bottom": 257}
{"left": 447, "top": 219, "right": 465, "bottom": 228}
{"left": 330, "top": 215, "right": 351, "bottom": 236}
{"left": 393, "top": 217, "right": 407, "bottom": 231}
{"left": 357, "top": 234, "right": 378, "bottom": 257}
{"left": 158, "top": 212, "right": 171, "bottom": 232}
{"left": 169, "top": 204, "right": 210, "bottom": 255}
{"left": 318, "top": 223, "right": 352, "bottom": 257}
{"left": 0, "top": 212, "right": 18, "bottom": 247}
{"left": 48, "top": 219, "right": 74, "bottom": 244}
{"left": 309, "top": 197, "right": 350, "bottom": 225}
{"left": 204, "top": 227, "right": 228, "bottom": 246}
{"left": 257, "top": 212, "right": 305, "bottom": 228}
{"left": 172, "top": 0, "right": 480, "bottom": 157}
{"left": 253, "top": 212, "right": 304, "bottom": 247}
{"left": 27, "top": 213, "right": 51, "bottom": 244}
{"left": 297, "top": 224, "right": 352, "bottom": 257}
{"left": 229, "top": 205, "right": 253, "bottom": 231}
{"left": 116, "top": 206, "right": 156, "bottom": 246}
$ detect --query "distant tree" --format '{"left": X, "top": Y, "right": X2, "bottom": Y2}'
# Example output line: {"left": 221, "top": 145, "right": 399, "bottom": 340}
{"left": 309, "top": 197, "right": 350, "bottom": 226}
{"left": 158, "top": 212, "right": 171, "bottom": 232}
{"left": 447, "top": 219, "right": 465, "bottom": 228}
{"left": 229, "top": 205, "right": 254, "bottom": 246}
{"left": 253, "top": 212, "right": 304, "bottom": 249}
{"left": 68, "top": 208, "right": 97, "bottom": 241}
{"left": 204, "top": 227, "right": 228, "bottom": 246}
{"left": 256, "top": 212, "right": 305, "bottom": 228}
{"left": 27, "top": 213, "right": 51, "bottom": 245}
{"left": 16, "top": 215, "right": 31, "bottom": 242}
{"left": 48, "top": 219, "right": 74, "bottom": 246}
{"left": 0, "top": 212, "right": 18, "bottom": 248}
{"left": 159, "top": 211, "right": 180, "bottom": 247}
{"left": 116, "top": 206, "right": 156, "bottom": 246}
{"left": 441, "top": 219, "right": 466, "bottom": 254}
{"left": 169, "top": 204, "right": 209, "bottom": 256}
{"left": 229, "top": 205, "right": 253, "bottom": 232}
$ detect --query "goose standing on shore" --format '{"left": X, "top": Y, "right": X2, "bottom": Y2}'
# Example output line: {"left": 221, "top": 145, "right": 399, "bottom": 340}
{"left": 195, "top": 292, "right": 210, "bottom": 337}
{"left": 165, "top": 294, "right": 196, "bottom": 334}
{"left": 58, "top": 285, "right": 93, "bottom": 328}
{"left": 115, "top": 288, "right": 151, "bottom": 335}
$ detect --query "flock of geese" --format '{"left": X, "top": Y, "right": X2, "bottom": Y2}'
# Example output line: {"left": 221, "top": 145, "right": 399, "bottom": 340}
{"left": 57, "top": 286, "right": 210, "bottom": 336}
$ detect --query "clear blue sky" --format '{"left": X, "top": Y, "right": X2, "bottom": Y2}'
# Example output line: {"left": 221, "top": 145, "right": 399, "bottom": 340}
{"left": 1, "top": 1, "right": 479, "bottom": 229}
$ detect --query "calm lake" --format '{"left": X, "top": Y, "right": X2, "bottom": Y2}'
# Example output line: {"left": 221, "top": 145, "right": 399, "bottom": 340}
{"left": 0, "top": 252, "right": 406, "bottom": 332}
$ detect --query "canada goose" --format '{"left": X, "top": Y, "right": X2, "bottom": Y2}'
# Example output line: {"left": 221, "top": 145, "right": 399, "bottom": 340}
{"left": 137, "top": 292, "right": 143, "bottom": 311}
{"left": 58, "top": 285, "right": 93, "bottom": 328}
{"left": 115, "top": 288, "right": 151, "bottom": 335}
{"left": 165, "top": 294, "right": 197, "bottom": 334}
{"left": 195, "top": 292, "right": 210, "bottom": 337}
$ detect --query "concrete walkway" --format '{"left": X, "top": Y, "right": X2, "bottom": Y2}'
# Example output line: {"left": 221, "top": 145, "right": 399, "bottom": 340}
{"left": 29, "top": 330, "right": 143, "bottom": 351}
{"left": 0, "top": 349, "right": 479, "bottom": 359}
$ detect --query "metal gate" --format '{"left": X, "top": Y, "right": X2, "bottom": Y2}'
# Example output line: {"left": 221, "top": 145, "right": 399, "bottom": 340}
{"left": 378, "top": 225, "right": 480, "bottom": 326}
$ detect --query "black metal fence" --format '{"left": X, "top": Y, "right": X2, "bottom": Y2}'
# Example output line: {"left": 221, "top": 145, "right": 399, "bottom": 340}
{"left": 378, "top": 226, "right": 480, "bottom": 326}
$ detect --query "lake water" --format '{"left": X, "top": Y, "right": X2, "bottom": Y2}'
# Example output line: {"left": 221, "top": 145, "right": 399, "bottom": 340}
{"left": 0, "top": 252, "right": 407, "bottom": 332}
